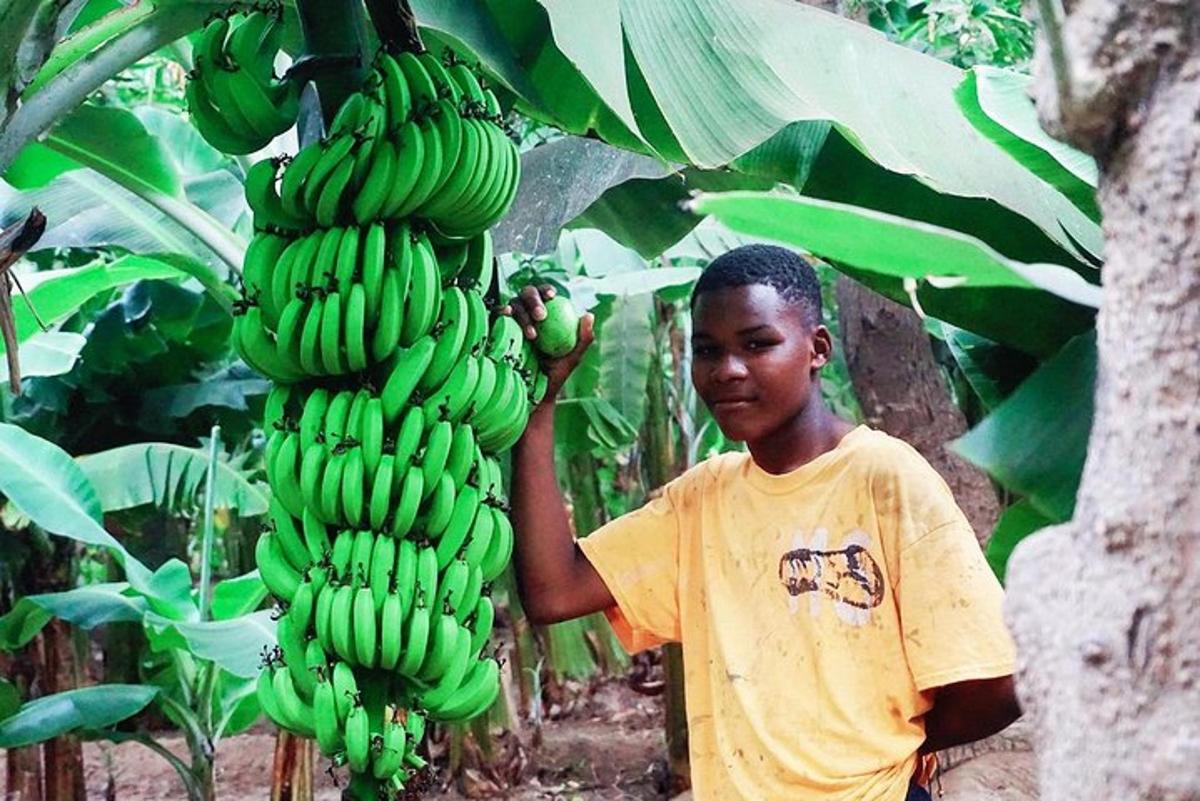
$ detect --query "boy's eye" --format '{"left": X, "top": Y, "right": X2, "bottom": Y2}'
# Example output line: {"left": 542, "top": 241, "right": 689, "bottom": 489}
{"left": 693, "top": 344, "right": 718, "bottom": 357}
{"left": 746, "top": 339, "right": 775, "bottom": 351}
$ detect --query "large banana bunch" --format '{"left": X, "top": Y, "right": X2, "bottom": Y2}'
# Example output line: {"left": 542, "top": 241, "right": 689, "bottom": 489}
{"left": 186, "top": 9, "right": 299, "bottom": 155}
{"left": 227, "top": 48, "right": 534, "bottom": 801}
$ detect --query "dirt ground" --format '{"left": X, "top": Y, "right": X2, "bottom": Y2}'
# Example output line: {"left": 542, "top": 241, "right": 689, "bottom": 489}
{"left": 17, "top": 679, "right": 670, "bottom": 801}
{"left": 4, "top": 678, "right": 1036, "bottom": 800}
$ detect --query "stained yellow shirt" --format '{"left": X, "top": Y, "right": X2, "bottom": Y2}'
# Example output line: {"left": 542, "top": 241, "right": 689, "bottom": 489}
{"left": 578, "top": 426, "right": 1016, "bottom": 801}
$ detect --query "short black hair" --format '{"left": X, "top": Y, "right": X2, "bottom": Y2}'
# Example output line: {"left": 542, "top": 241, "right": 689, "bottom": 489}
{"left": 691, "top": 244, "right": 823, "bottom": 326}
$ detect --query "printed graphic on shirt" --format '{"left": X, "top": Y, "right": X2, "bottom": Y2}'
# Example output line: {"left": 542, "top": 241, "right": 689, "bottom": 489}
{"left": 778, "top": 528, "right": 885, "bottom": 626}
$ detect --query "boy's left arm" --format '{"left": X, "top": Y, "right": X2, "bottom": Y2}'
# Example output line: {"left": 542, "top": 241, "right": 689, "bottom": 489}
{"left": 920, "top": 675, "right": 1021, "bottom": 753}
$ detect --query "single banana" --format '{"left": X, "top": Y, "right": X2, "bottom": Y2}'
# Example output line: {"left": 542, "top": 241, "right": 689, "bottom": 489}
{"left": 313, "top": 675, "right": 343, "bottom": 756}
{"left": 392, "top": 404, "right": 425, "bottom": 470}
{"left": 395, "top": 51, "right": 438, "bottom": 111}
{"left": 419, "top": 286, "right": 470, "bottom": 391}
{"left": 378, "top": 591, "right": 405, "bottom": 671}
{"left": 421, "top": 354, "right": 480, "bottom": 428}
{"left": 420, "top": 421, "right": 454, "bottom": 496}
{"left": 344, "top": 283, "right": 369, "bottom": 372}
{"left": 345, "top": 702, "right": 371, "bottom": 773}
{"left": 378, "top": 52, "right": 412, "bottom": 131}
{"left": 434, "top": 559, "right": 470, "bottom": 618}
{"left": 389, "top": 465, "right": 424, "bottom": 540}
{"left": 380, "top": 120, "right": 424, "bottom": 218}
{"left": 299, "top": 443, "right": 328, "bottom": 519}
{"left": 370, "top": 268, "right": 404, "bottom": 363}
{"left": 395, "top": 600, "right": 430, "bottom": 677}
{"left": 433, "top": 485, "right": 479, "bottom": 569}
{"left": 392, "top": 114, "right": 443, "bottom": 217}
{"left": 330, "top": 583, "right": 357, "bottom": 663}
{"left": 351, "top": 138, "right": 397, "bottom": 224}
{"left": 302, "top": 506, "right": 333, "bottom": 563}
{"left": 368, "top": 534, "right": 396, "bottom": 612}
{"left": 419, "top": 472, "right": 456, "bottom": 539}
{"left": 468, "top": 594, "right": 495, "bottom": 658}
{"left": 331, "top": 659, "right": 358, "bottom": 724}
{"left": 350, "top": 529, "right": 375, "bottom": 587}
{"left": 368, "top": 453, "right": 396, "bottom": 532}
{"left": 481, "top": 508, "right": 513, "bottom": 582}
{"left": 353, "top": 585, "right": 378, "bottom": 667}
{"left": 417, "top": 624, "right": 472, "bottom": 711}
{"left": 297, "top": 294, "right": 326, "bottom": 376}
{"left": 418, "top": 611, "right": 461, "bottom": 681}
{"left": 271, "top": 432, "right": 305, "bottom": 517}
{"left": 455, "top": 565, "right": 483, "bottom": 626}
{"left": 314, "top": 579, "right": 337, "bottom": 652}
{"left": 319, "top": 290, "right": 347, "bottom": 374}
{"left": 444, "top": 423, "right": 476, "bottom": 490}
{"left": 437, "top": 657, "right": 500, "bottom": 722}
{"left": 269, "top": 497, "right": 311, "bottom": 571}
{"left": 379, "top": 335, "right": 437, "bottom": 424}
{"left": 461, "top": 502, "right": 495, "bottom": 572}
{"left": 341, "top": 447, "right": 366, "bottom": 528}
{"left": 393, "top": 539, "right": 418, "bottom": 620}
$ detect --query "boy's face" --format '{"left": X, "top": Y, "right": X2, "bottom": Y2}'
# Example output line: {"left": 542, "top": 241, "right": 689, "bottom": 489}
{"left": 690, "top": 284, "right": 831, "bottom": 444}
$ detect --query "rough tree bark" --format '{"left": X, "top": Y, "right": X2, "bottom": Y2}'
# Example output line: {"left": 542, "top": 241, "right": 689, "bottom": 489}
{"left": 1004, "top": 2, "right": 1199, "bottom": 799}
{"left": 837, "top": 282, "right": 1002, "bottom": 543}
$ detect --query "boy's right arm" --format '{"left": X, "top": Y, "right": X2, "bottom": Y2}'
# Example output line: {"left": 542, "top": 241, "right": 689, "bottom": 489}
{"left": 508, "top": 286, "right": 615, "bottom": 625}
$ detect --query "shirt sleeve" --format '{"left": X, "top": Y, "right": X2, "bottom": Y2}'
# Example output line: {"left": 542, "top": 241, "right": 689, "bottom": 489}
{"left": 875, "top": 449, "right": 1017, "bottom": 691}
{"left": 896, "top": 515, "right": 1017, "bottom": 690}
{"left": 577, "top": 485, "right": 683, "bottom": 654}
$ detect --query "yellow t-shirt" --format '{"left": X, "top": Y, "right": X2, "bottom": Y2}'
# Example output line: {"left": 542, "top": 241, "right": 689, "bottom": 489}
{"left": 577, "top": 425, "right": 1016, "bottom": 801}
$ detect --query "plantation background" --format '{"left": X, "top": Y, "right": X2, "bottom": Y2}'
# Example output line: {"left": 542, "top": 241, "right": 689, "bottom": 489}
{"left": 0, "top": 0, "right": 1174, "bottom": 798}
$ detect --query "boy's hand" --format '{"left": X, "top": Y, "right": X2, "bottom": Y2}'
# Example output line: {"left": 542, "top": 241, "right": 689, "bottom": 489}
{"left": 504, "top": 284, "right": 595, "bottom": 406}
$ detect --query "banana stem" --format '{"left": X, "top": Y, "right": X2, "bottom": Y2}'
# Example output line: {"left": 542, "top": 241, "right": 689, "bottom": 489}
{"left": 294, "top": 0, "right": 369, "bottom": 140}
{"left": 364, "top": 0, "right": 424, "bottom": 53}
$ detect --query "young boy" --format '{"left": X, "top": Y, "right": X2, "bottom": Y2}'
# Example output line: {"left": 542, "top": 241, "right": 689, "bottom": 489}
{"left": 507, "top": 245, "right": 1020, "bottom": 800}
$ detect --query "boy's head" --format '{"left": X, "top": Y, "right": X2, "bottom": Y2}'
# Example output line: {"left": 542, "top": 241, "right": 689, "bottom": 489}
{"left": 689, "top": 245, "right": 833, "bottom": 445}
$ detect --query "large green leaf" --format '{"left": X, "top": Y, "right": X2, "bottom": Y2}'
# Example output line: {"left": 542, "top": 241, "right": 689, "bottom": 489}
{"left": 0, "top": 170, "right": 236, "bottom": 273}
{"left": 690, "top": 191, "right": 1098, "bottom": 356}
{"left": 210, "top": 572, "right": 267, "bottom": 621}
{"left": 0, "top": 685, "right": 158, "bottom": 748}
{"left": 955, "top": 67, "right": 1098, "bottom": 220}
{"left": 4, "top": 255, "right": 186, "bottom": 353}
{"left": 45, "top": 102, "right": 182, "bottom": 198}
{"left": 0, "top": 332, "right": 85, "bottom": 382}
{"left": 930, "top": 322, "right": 1037, "bottom": 412}
{"left": 78, "top": 442, "right": 270, "bottom": 516}
{"left": 955, "top": 331, "right": 1097, "bottom": 522}
{"left": 143, "top": 610, "right": 275, "bottom": 678}
{"left": 598, "top": 293, "right": 655, "bottom": 434}
{"left": 0, "top": 584, "right": 147, "bottom": 650}
{"left": 0, "top": 423, "right": 153, "bottom": 589}
{"left": 515, "top": 0, "right": 1100, "bottom": 262}
{"left": 986, "top": 500, "right": 1054, "bottom": 584}
{"left": 691, "top": 192, "right": 1101, "bottom": 306}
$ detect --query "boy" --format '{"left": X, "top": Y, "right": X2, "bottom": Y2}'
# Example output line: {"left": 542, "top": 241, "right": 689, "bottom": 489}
{"left": 507, "top": 245, "right": 1020, "bottom": 800}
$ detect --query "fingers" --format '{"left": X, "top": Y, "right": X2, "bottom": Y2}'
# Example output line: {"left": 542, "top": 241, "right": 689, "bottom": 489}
{"left": 565, "top": 313, "right": 595, "bottom": 362}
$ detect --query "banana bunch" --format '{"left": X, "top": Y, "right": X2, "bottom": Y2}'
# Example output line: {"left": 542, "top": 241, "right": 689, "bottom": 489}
{"left": 186, "top": 8, "right": 299, "bottom": 155}
{"left": 243, "top": 50, "right": 519, "bottom": 236}
{"left": 228, "top": 47, "right": 540, "bottom": 800}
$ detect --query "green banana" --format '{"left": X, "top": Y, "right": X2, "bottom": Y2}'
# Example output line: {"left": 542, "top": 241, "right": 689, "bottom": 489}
{"left": 456, "top": 565, "right": 483, "bottom": 626}
{"left": 313, "top": 675, "right": 343, "bottom": 756}
{"left": 350, "top": 529, "right": 375, "bottom": 588}
{"left": 314, "top": 579, "right": 337, "bottom": 652}
{"left": 369, "top": 533, "right": 396, "bottom": 612}
{"left": 393, "top": 539, "right": 417, "bottom": 620}
{"left": 395, "top": 51, "right": 438, "bottom": 111}
{"left": 344, "top": 282, "right": 368, "bottom": 372}
{"left": 434, "top": 558, "right": 470, "bottom": 618}
{"left": 341, "top": 447, "right": 366, "bottom": 527}
{"left": 319, "top": 290, "right": 346, "bottom": 374}
{"left": 419, "top": 286, "right": 469, "bottom": 391}
{"left": 389, "top": 465, "right": 424, "bottom": 540}
{"left": 420, "top": 421, "right": 453, "bottom": 496}
{"left": 421, "top": 353, "right": 480, "bottom": 427}
{"left": 378, "top": 53, "right": 412, "bottom": 131}
{"left": 298, "top": 387, "right": 329, "bottom": 450}
{"left": 444, "top": 423, "right": 476, "bottom": 489}
{"left": 331, "top": 659, "right": 358, "bottom": 724}
{"left": 418, "top": 611, "right": 461, "bottom": 681}
{"left": 481, "top": 508, "right": 513, "bottom": 582}
{"left": 461, "top": 500, "right": 495, "bottom": 571}
{"left": 395, "top": 600, "right": 430, "bottom": 678}
{"left": 379, "top": 335, "right": 436, "bottom": 424}
{"left": 302, "top": 507, "right": 333, "bottom": 563}
{"left": 345, "top": 702, "right": 371, "bottom": 772}
{"left": 370, "top": 267, "right": 404, "bottom": 363}
{"left": 393, "top": 405, "right": 425, "bottom": 470}
{"left": 351, "top": 138, "right": 397, "bottom": 224}
{"left": 380, "top": 120, "right": 424, "bottom": 218}
{"left": 433, "top": 485, "right": 479, "bottom": 569}
{"left": 361, "top": 397, "right": 385, "bottom": 477}
{"left": 458, "top": 230, "right": 494, "bottom": 296}
{"left": 271, "top": 432, "right": 305, "bottom": 517}
{"left": 244, "top": 158, "right": 304, "bottom": 233}
{"left": 438, "top": 657, "right": 500, "bottom": 722}
{"left": 417, "top": 625, "right": 471, "bottom": 711}
{"left": 368, "top": 453, "right": 395, "bottom": 532}
{"left": 419, "top": 472, "right": 456, "bottom": 538}
{"left": 270, "top": 498, "right": 310, "bottom": 571}
{"left": 353, "top": 585, "right": 378, "bottom": 667}
{"left": 468, "top": 594, "right": 495, "bottom": 658}
{"left": 330, "top": 583, "right": 356, "bottom": 663}
{"left": 320, "top": 452, "right": 347, "bottom": 523}
{"left": 378, "top": 592, "right": 405, "bottom": 672}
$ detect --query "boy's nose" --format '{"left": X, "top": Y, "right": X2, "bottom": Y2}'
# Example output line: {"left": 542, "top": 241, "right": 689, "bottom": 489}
{"left": 713, "top": 354, "right": 749, "bottom": 382}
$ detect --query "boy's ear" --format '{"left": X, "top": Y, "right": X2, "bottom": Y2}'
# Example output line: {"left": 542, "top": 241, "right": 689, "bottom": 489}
{"left": 811, "top": 325, "right": 833, "bottom": 370}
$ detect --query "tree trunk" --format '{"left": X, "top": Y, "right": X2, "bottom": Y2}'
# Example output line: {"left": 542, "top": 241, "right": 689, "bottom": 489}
{"left": 645, "top": 300, "right": 690, "bottom": 793}
{"left": 2, "top": 650, "right": 42, "bottom": 801}
{"left": 836, "top": 279, "right": 1001, "bottom": 543}
{"left": 270, "top": 730, "right": 313, "bottom": 801}
{"left": 1004, "top": 3, "right": 1199, "bottom": 799}
{"left": 39, "top": 619, "right": 86, "bottom": 801}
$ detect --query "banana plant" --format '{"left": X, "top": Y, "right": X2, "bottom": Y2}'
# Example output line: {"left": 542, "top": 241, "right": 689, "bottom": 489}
{"left": 0, "top": 422, "right": 274, "bottom": 801}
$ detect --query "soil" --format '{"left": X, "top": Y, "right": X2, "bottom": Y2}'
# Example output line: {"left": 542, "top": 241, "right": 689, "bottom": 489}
{"left": 2, "top": 679, "right": 670, "bottom": 801}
